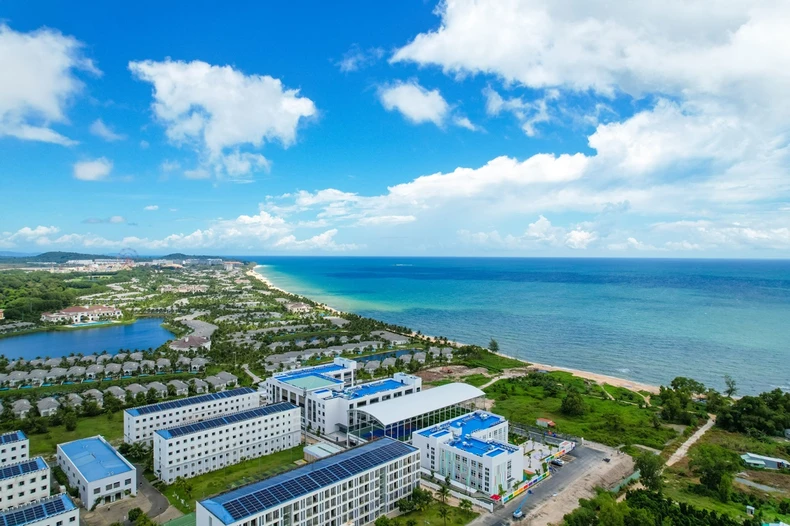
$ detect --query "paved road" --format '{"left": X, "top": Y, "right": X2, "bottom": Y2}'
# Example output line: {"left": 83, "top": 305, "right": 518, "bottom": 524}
{"left": 666, "top": 414, "right": 715, "bottom": 467}
{"left": 471, "top": 446, "right": 607, "bottom": 526}
{"left": 136, "top": 465, "right": 170, "bottom": 518}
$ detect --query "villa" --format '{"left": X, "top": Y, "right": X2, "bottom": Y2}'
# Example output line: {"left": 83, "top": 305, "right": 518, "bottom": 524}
{"left": 40, "top": 305, "right": 122, "bottom": 323}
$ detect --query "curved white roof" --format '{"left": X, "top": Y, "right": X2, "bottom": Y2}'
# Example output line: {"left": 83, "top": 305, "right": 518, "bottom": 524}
{"left": 353, "top": 383, "right": 485, "bottom": 426}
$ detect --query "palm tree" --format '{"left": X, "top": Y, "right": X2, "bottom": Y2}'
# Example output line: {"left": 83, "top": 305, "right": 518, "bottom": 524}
{"left": 438, "top": 484, "right": 450, "bottom": 505}
{"left": 438, "top": 505, "right": 450, "bottom": 526}
{"left": 459, "top": 499, "right": 473, "bottom": 513}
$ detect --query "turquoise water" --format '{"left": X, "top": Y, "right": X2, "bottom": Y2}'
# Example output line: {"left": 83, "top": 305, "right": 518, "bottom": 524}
{"left": 257, "top": 257, "right": 790, "bottom": 395}
{"left": 0, "top": 318, "right": 173, "bottom": 361}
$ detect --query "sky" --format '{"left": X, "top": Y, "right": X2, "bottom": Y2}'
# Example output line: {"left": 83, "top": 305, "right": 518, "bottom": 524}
{"left": 1, "top": 0, "right": 789, "bottom": 257}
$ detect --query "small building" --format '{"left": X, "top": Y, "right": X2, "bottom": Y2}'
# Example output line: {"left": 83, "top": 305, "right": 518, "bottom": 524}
{"left": 140, "top": 360, "right": 156, "bottom": 372}
{"left": 216, "top": 371, "right": 238, "bottom": 387}
{"left": 129, "top": 352, "right": 144, "bottom": 361}
{"left": 303, "top": 442, "right": 343, "bottom": 462}
{"left": 57, "top": 436, "right": 137, "bottom": 509}
{"left": 83, "top": 389, "right": 104, "bottom": 407}
{"left": 0, "top": 494, "right": 78, "bottom": 526}
{"left": 66, "top": 366, "right": 85, "bottom": 378}
{"left": 105, "top": 386, "right": 126, "bottom": 402}
{"left": 146, "top": 382, "right": 168, "bottom": 398}
{"left": 12, "top": 400, "right": 31, "bottom": 419}
{"left": 170, "top": 336, "right": 211, "bottom": 351}
{"left": 285, "top": 302, "right": 312, "bottom": 314}
{"left": 122, "top": 362, "right": 139, "bottom": 375}
{"left": 0, "top": 457, "right": 50, "bottom": 510}
{"left": 0, "top": 431, "right": 28, "bottom": 465}
{"left": 536, "top": 418, "right": 556, "bottom": 428}
{"left": 37, "top": 397, "right": 60, "bottom": 417}
{"left": 371, "top": 330, "right": 410, "bottom": 346}
{"left": 125, "top": 383, "right": 146, "bottom": 398}
{"left": 40, "top": 305, "right": 121, "bottom": 324}
{"left": 191, "top": 378, "right": 208, "bottom": 394}
{"left": 204, "top": 376, "right": 227, "bottom": 391}
{"left": 190, "top": 357, "right": 209, "bottom": 371}
{"left": 741, "top": 452, "right": 790, "bottom": 470}
{"left": 168, "top": 380, "right": 189, "bottom": 396}
{"left": 156, "top": 358, "right": 171, "bottom": 371}
{"left": 66, "top": 393, "right": 84, "bottom": 409}
{"left": 86, "top": 364, "right": 104, "bottom": 379}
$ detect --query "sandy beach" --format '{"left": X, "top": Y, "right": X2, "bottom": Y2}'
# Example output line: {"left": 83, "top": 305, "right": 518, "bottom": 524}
{"left": 247, "top": 264, "right": 662, "bottom": 394}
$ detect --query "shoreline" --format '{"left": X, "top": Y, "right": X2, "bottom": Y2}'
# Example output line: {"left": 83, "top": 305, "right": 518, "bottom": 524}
{"left": 248, "top": 265, "right": 662, "bottom": 395}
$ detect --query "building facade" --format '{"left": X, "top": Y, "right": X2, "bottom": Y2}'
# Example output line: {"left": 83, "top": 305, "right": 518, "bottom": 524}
{"left": 57, "top": 436, "right": 137, "bottom": 509}
{"left": 124, "top": 388, "right": 260, "bottom": 444}
{"left": 153, "top": 403, "right": 301, "bottom": 483}
{"left": 40, "top": 306, "right": 121, "bottom": 324}
{"left": 197, "top": 438, "right": 420, "bottom": 526}
{"left": 305, "top": 373, "right": 422, "bottom": 436}
{"left": 0, "top": 494, "right": 78, "bottom": 526}
{"left": 0, "top": 431, "right": 28, "bottom": 465}
{"left": 264, "top": 358, "right": 357, "bottom": 410}
{"left": 0, "top": 457, "right": 50, "bottom": 511}
{"left": 412, "top": 411, "right": 523, "bottom": 496}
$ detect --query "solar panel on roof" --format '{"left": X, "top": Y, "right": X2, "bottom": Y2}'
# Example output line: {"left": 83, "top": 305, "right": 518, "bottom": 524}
{"left": 159, "top": 402, "right": 297, "bottom": 439}
{"left": 0, "top": 432, "right": 23, "bottom": 445}
{"left": 0, "top": 459, "right": 43, "bottom": 481}
{"left": 131, "top": 387, "right": 255, "bottom": 416}
{"left": 0, "top": 496, "right": 71, "bottom": 526}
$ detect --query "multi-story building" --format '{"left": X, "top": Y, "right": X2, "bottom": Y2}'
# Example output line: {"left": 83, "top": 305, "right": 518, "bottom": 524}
{"left": 197, "top": 438, "right": 420, "bottom": 526}
{"left": 153, "top": 402, "right": 301, "bottom": 483}
{"left": 0, "top": 457, "right": 50, "bottom": 510}
{"left": 0, "top": 494, "right": 79, "bottom": 526}
{"left": 40, "top": 306, "right": 121, "bottom": 324}
{"left": 305, "top": 373, "right": 422, "bottom": 436}
{"left": 264, "top": 358, "right": 357, "bottom": 409}
{"left": 124, "top": 387, "right": 260, "bottom": 444}
{"left": 412, "top": 411, "right": 523, "bottom": 496}
{"left": 0, "top": 431, "right": 28, "bottom": 465}
{"left": 56, "top": 436, "right": 137, "bottom": 509}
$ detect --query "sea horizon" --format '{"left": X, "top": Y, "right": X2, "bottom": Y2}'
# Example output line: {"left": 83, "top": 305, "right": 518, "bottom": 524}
{"left": 254, "top": 256, "right": 790, "bottom": 396}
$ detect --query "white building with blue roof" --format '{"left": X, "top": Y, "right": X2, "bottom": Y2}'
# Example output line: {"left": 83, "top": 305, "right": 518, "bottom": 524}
{"left": 412, "top": 410, "right": 523, "bottom": 497}
{"left": 153, "top": 402, "right": 301, "bottom": 483}
{"left": 265, "top": 358, "right": 357, "bottom": 406}
{"left": 0, "top": 458, "right": 50, "bottom": 511}
{"left": 305, "top": 373, "right": 422, "bottom": 437}
{"left": 56, "top": 436, "right": 136, "bottom": 509}
{"left": 0, "top": 494, "right": 78, "bottom": 526}
{"left": 124, "top": 387, "right": 260, "bottom": 444}
{"left": 196, "top": 437, "right": 419, "bottom": 526}
{"left": 0, "top": 432, "right": 28, "bottom": 466}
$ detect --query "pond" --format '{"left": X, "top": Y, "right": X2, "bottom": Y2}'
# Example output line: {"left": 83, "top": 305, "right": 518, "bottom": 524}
{"left": 0, "top": 318, "right": 174, "bottom": 361}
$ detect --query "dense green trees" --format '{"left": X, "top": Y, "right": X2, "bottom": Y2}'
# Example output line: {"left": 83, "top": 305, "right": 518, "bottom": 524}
{"left": 0, "top": 270, "right": 110, "bottom": 321}
{"left": 716, "top": 388, "right": 790, "bottom": 436}
{"left": 560, "top": 390, "right": 587, "bottom": 416}
{"left": 689, "top": 444, "right": 742, "bottom": 502}
{"left": 634, "top": 452, "right": 664, "bottom": 492}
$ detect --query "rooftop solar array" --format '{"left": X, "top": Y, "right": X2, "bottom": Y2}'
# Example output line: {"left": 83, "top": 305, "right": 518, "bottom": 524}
{"left": 0, "top": 458, "right": 47, "bottom": 481}
{"left": 157, "top": 402, "right": 298, "bottom": 439}
{"left": 126, "top": 387, "right": 255, "bottom": 416}
{"left": 201, "top": 438, "right": 416, "bottom": 525}
{"left": 0, "top": 494, "right": 74, "bottom": 526}
{"left": 0, "top": 431, "right": 26, "bottom": 445}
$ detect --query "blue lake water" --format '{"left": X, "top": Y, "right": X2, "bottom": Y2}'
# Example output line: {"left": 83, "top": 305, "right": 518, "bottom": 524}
{"left": 0, "top": 318, "right": 174, "bottom": 361}
{"left": 256, "top": 257, "right": 790, "bottom": 395}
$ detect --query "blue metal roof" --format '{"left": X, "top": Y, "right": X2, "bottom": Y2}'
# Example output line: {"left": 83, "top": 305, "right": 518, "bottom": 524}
{"left": 274, "top": 363, "right": 345, "bottom": 380}
{"left": 59, "top": 437, "right": 132, "bottom": 482}
{"left": 342, "top": 379, "right": 406, "bottom": 399}
{"left": 447, "top": 436, "right": 519, "bottom": 458}
{"left": 200, "top": 438, "right": 416, "bottom": 525}
{"left": 125, "top": 387, "right": 255, "bottom": 416}
{"left": 0, "top": 494, "right": 75, "bottom": 526}
{"left": 0, "top": 458, "right": 47, "bottom": 481}
{"left": 418, "top": 411, "right": 503, "bottom": 437}
{"left": 0, "top": 431, "right": 26, "bottom": 445}
{"left": 156, "top": 402, "right": 298, "bottom": 439}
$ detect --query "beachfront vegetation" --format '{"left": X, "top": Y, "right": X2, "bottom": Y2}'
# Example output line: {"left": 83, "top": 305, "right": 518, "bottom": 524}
{"left": 486, "top": 372, "right": 676, "bottom": 449}
{"left": 717, "top": 388, "right": 790, "bottom": 437}
{"left": 452, "top": 345, "right": 525, "bottom": 372}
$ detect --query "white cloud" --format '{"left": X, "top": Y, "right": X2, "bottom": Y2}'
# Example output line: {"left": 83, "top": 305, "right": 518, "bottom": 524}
{"left": 82, "top": 216, "right": 126, "bottom": 224}
{"left": 129, "top": 59, "right": 316, "bottom": 179}
{"left": 459, "top": 215, "right": 597, "bottom": 251}
{"left": 73, "top": 158, "right": 112, "bottom": 181}
{"left": 143, "top": 205, "right": 159, "bottom": 211}
{"left": 89, "top": 118, "right": 125, "bottom": 141}
{"left": 274, "top": 229, "right": 358, "bottom": 251}
{"left": 357, "top": 215, "right": 416, "bottom": 226}
{"left": 452, "top": 116, "right": 479, "bottom": 131}
{"left": 0, "top": 24, "right": 97, "bottom": 146}
{"left": 378, "top": 81, "right": 449, "bottom": 126}
{"left": 484, "top": 86, "right": 559, "bottom": 136}
{"left": 337, "top": 45, "right": 384, "bottom": 72}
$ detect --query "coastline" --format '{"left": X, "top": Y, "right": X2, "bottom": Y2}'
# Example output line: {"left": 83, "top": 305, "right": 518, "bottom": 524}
{"left": 248, "top": 265, "right": 662, "bottom": 395}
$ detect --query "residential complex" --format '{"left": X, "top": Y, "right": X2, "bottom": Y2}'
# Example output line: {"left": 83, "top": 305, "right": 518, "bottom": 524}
{"left": 153, "top": 402, "right": 301, "bottom": 484}
{"left": 124, "top": 387, "right": 260, "bottom": 444}
{"left": 412, "top": 411, "right": 524, "bottom": 496}
{"left": 40, "top": 305, "right": 121, "bottom": 324}
{"left": 264, "top": 358, "right": 357, "bottom": 409}
{"left": 0, "top": 494, "right": 78, "bottom": 526}
{"left": 305, "top": 373, "right": 422, "bottom": 436}
{"left": 0, "top": 457, "right": 50, "bottom": 510}
{"left": 56, "top": 436, "right": 137, "bottom": 509}
{"left": 197, "top": 438, "right": 420, "bottom": 526}
{"left": 0, "top": 431, "right": 28, "bottom": 466}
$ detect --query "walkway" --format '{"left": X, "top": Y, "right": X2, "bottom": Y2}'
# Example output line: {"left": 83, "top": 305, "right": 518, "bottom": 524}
{"left": 242, "top": 364, "right": 262, "bottom": 384}
{"left": 666, "top": 414, "right": 716, "bottom": 467}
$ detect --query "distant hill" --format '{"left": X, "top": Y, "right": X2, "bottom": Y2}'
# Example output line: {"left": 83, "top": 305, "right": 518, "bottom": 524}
{"left": 0, "top": 251, "right": 115, "bottom": 264}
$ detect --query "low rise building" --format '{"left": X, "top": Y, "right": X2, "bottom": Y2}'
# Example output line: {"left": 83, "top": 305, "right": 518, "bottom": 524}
{"left": 57, "top": 436, "right": 136, "bottom": 509}
{"left": 196, "top": 438, "right": 419, "bottom": 526}
{"left": 412, "top": 411, "right": 523, "bottom": 496}
{"left": 284, "top": 302, "right": 312, "bottom": 314}
{"left": 36, "top": 398, "right": 59, "bottom": 417}
{"left": 741, "top": 452, "right": 790, "bottom": 470}
{"left": 305, "top": 373, "right": 422, "bottom": 436}
{"left": 153, "top": 402, "right": 300, "bottom": 483}
{"left": 0, "top": 494, "right": 78, "bottom": 526}
{"left": 0, "top": 431, "right": 28, "bottom": 465}
{"left": 0, "top": 457, "right": 50, "bottom": 510}
{"left": 124, "top": 387, "right": 260, "bottom": 444}
{"left": 40, "top": 305, "right": 121, "bottom": 324}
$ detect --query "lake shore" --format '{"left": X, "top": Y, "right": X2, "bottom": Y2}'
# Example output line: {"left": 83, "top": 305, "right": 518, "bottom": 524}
{"left": 249, "top": 264, "right": 662, "bottom": 394}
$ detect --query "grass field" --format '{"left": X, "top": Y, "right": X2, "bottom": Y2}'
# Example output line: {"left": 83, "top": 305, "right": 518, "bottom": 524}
{"left": 461, "top": 374, "right": 490, "bottom": 387}
{"left": 457, "top": 352, "right": 526, "bottom": 373}
{"left": 163, "top": 446, "right": 305, "bottom": 513}
{"left": 486, "top": 374, "right": 676, "bottom": 449}
{"left": 398, "top": 505, "right": 478, "bottom": 525}
{"left": 29, "top": 413, "right": 124, "bottom": 456}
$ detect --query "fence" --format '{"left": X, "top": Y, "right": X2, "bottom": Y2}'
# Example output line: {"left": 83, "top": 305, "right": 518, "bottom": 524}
{"left": 419, "top": 473, "right": 495, "bottom": 512}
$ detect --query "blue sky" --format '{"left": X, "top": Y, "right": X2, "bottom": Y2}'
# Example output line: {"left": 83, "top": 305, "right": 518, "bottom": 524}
{"left": 1, "top": 1, "right": 789, "bottom": 256}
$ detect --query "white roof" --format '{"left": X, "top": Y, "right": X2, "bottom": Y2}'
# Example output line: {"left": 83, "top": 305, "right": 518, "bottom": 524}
{"left": 352, "top": 383, "right": 484, "bottom": 426}
{"left": 742, "top": 452, "right": 789, "bottom": 463}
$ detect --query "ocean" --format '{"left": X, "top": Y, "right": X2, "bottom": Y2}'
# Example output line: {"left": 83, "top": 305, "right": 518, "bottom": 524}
{"left": 255, "top": 257, "right": 790, "bottom": 395}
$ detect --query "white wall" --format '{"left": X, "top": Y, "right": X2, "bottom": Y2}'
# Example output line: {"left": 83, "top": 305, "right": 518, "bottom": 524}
{"left": 0, "top": 437, "right": 28, "bottom": 465}
{"left": 0, "top": 462, "right": 50, "bottom": 511}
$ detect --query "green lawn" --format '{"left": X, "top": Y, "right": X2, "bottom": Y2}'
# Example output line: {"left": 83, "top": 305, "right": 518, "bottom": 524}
{"left": 457, "top": 352, "right": 526, "bottom": 373}
{"left": 30, "top": 413, "right": 124, "bottom": 456}
{"left": 163, "top": 446, "right": 305, "bottom": 513}
{"left": 602, "top": 384, "right": 644, "bottom": 404}
{"left": 461, "top": 374, "right": 491, "bottom": 387}
{"left": 397, "top": 505, "right": 478, "bottom": 525}
{"left": 486, "top": 374, "right": 676, "bottom": 449}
